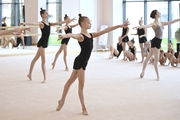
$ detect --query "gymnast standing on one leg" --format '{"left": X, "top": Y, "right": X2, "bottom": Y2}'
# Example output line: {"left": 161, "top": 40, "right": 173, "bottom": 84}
{"left": 52, "top": 14, "right": 79, "bottom": 71}
{"left": 133, "top": 9, "right": 180, "bottom": 80}
{"left": 132, "top": 18, "right": 148, "bottom": 63}
{"left": 55, "top": 13, "right": 129, "bottom": 115}
{"left": 1, "top": 17, "right": 8, "bottom": 48}
{"left": 25, "top": 8, "right": 75, "bottom": 83}
{"left": 119, "top": 19, "right": 130, "bottom": 60}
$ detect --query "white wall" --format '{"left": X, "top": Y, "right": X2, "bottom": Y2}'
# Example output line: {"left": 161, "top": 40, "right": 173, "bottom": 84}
{"left": 24, "top": 0, "right": 46, "bottom": 44}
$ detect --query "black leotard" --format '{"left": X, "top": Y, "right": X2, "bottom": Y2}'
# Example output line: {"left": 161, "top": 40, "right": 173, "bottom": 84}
{"left": 73, "top": 33, "right": 93, "bottom": 70}
{"left": 129, "top": 46, "right": 135, "bottom": 55}
{"left": 1, "top": 22, "right": 7, "bottom": 30}
{"left": 61, "top": 25, "right": 72, "bottom": 45}
{"left": 13, "top": 37, "right": 22, "bottom": 47}
{"left": 37, "top": 22, "right": 50, "bottom": 48}
{"left": 121, "top": 27, "right": 129, "bottom": 42}
{"left": 137, "top": 28, "right": 147, "bottom": 43}
{"left": 113, "top": 43, "right": 122, "bottom": 58}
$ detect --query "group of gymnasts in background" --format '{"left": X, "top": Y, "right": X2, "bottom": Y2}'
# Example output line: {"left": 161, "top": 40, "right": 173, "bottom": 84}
{"left": 0, "top": 17, "right": 25, "bottom": 49}
{"left": 1, "top": 7, "right": 180, "bottom": 115}
{"left": 109, "top": 17, "right": 180, "bottom": 68}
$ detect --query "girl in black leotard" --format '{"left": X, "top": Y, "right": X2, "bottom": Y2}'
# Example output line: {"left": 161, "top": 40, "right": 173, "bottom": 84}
{"left": 25, "top": 8, "right": 75, "bottom": 83}
{"left": 124, "top": 38, "right": 137, "bottom": 61}
{"left": 109, "top": 36, "right": 123, "bottom": 59}
{"left": 119, "top": 19, "right": 129, "bottom": 60}
{"left": 1, "top": 17, "right": 8, "bottom": 48}
{"left": 56, "top": 13, "right": 129, "bottom": 115}
{"left": 132, "top": 18, "right": 148, "bottom": 63}
{"left": 52, "top": 14, "right": 79, "bottom": 71}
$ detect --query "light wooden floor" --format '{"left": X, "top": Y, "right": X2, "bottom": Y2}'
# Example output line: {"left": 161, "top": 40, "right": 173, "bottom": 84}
{"left": 0, "top": 46, "right": 180, "bottom": 120}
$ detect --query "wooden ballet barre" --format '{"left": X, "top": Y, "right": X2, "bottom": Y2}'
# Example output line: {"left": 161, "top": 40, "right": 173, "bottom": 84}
{"left": 0, "top": 25, "right": 65, "bottom": 29}
{"left": 1, "top": 33, "right": 62, "bottom": 37}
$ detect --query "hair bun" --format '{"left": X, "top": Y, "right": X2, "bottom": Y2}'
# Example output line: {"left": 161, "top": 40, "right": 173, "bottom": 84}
{"left": 40, "top": 8, "right": 43, "bottom": 11}
{"left": 65, "top": 14, "right": 67, "bottom": 17}
{"left": 141, "top": 17, "right": 143, "bottom": 20}
{"left": 78, "top": 13, "right": 82, "bottom": 18}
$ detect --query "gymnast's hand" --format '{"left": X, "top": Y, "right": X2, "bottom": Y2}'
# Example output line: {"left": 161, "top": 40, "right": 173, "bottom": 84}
{"left": 13, "top": 27, "right": 30, "bottom": 35}
{"left": 70, "top": 17, "right": 76, "bottom": 22}
{"left": 123, "top": 22, "right": 130, "bottom": 27}
{"left": 58, "top": 35, "right": 64, "bottom": 41}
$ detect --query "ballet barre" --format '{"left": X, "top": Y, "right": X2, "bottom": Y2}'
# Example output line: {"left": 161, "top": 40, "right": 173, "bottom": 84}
{"left": 0, "top": 33, "right": 62, "bottom": 37}
{"left": 0, "top": 25, "right": 65, "bottom": 29}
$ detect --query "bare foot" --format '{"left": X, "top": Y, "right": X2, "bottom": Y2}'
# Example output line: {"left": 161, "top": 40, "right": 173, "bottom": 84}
{"left": 157, "top": 75, "right": 160, "bottom": 81}
{"left": 140, "top": 60, "right": 143, "bottom": 63}
{"left": 82, "top": 108, "right": 88, "bottom": 115}
{"left": 65, "top": 68, "right": 69, "bottom": 71}
{"left": 41, "top": 80, "right": 46, "bottom": 83}
{"left": 51, "top": 63, "right": 55, "bottom": 70}
{"left": 56, "top": 100, "right": 64, "bottom": 111}
{"left": 140, "top": 72, "right": 144, "bottom": 78}
{"left": 27, "top": 74, "right": 32, "bottom": 80}
{"left": 41, "top": 78, "right": 46, "bottom": 83}
{"left": 109, "top": 56, "right": 113, "bottom": 59}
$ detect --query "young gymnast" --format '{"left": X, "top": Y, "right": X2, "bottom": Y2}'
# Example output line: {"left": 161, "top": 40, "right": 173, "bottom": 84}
{"left": 51, "top": 14, "right": 79, "bottom": 71}
{"left": 131, "top": 18, "right": 147, "bottom": 63}
{"left": 1, "top": 17, "right": 8, "bottom": 48}
{"left": 166, "top": 42, "right": 180, "bottom": 67}
{"left": 159, "top": 49, "right": 167, "bottom": 66}
{"left": 124, "top": 38, "right": 137, "bottom": 61}
{"left": 5, "top": 34, "right": 25, "bottom": 49}
{"left": 109, "top": 36, "right": 123, "bottom": 59}
{"left": 119, "top": 19, "right": 130, "bottom": 60}
{"left": 26, "top": 8, "right": 75, "bottom": 83}
{"left": 56, "top": 13, "right": 129, "bottom": 115}
{"left": 133, "top": 9, "right": 180, "bottom": 80}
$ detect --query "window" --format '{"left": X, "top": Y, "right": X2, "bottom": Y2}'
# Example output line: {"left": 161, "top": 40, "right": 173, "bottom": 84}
{"left": 47, "top": 0, "right": 62, "bottom": 45}
{"left": 1, "top": 0, "right": 24, "bottom": 26}
{"left": 170, "top": 1, "right": 180, "bottom": 50}
{"left": 126, "top": 2, "right": 144, "bottom": 51}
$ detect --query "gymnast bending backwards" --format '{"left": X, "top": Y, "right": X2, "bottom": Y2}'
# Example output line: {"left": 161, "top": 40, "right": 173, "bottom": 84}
{"left": 133, "top": 9, "right": 180, "bottom": 80}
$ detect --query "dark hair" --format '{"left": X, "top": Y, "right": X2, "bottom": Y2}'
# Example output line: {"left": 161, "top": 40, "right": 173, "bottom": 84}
{"left": 168, "top": 40, "right": 173, "bottom": 45}
{"left": 150, "top": 10, "right": 157, "bottom": 19}
{"left": 3, "top": 16, "right": 6, "bottom": 20}
{"left": 40, "top": 8, "right": 46, "bottom": 16}
{"left": 160, "top": 49, "right": 164, "bottom": 53}
{"left": 64, "top": 14, "right": 68, "bottom": 20}
{"left": 78, "top": 13, "right": 88, "bottom": 26}
{"left": 131, "top": 38, "right": 135, "bottom": 44}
